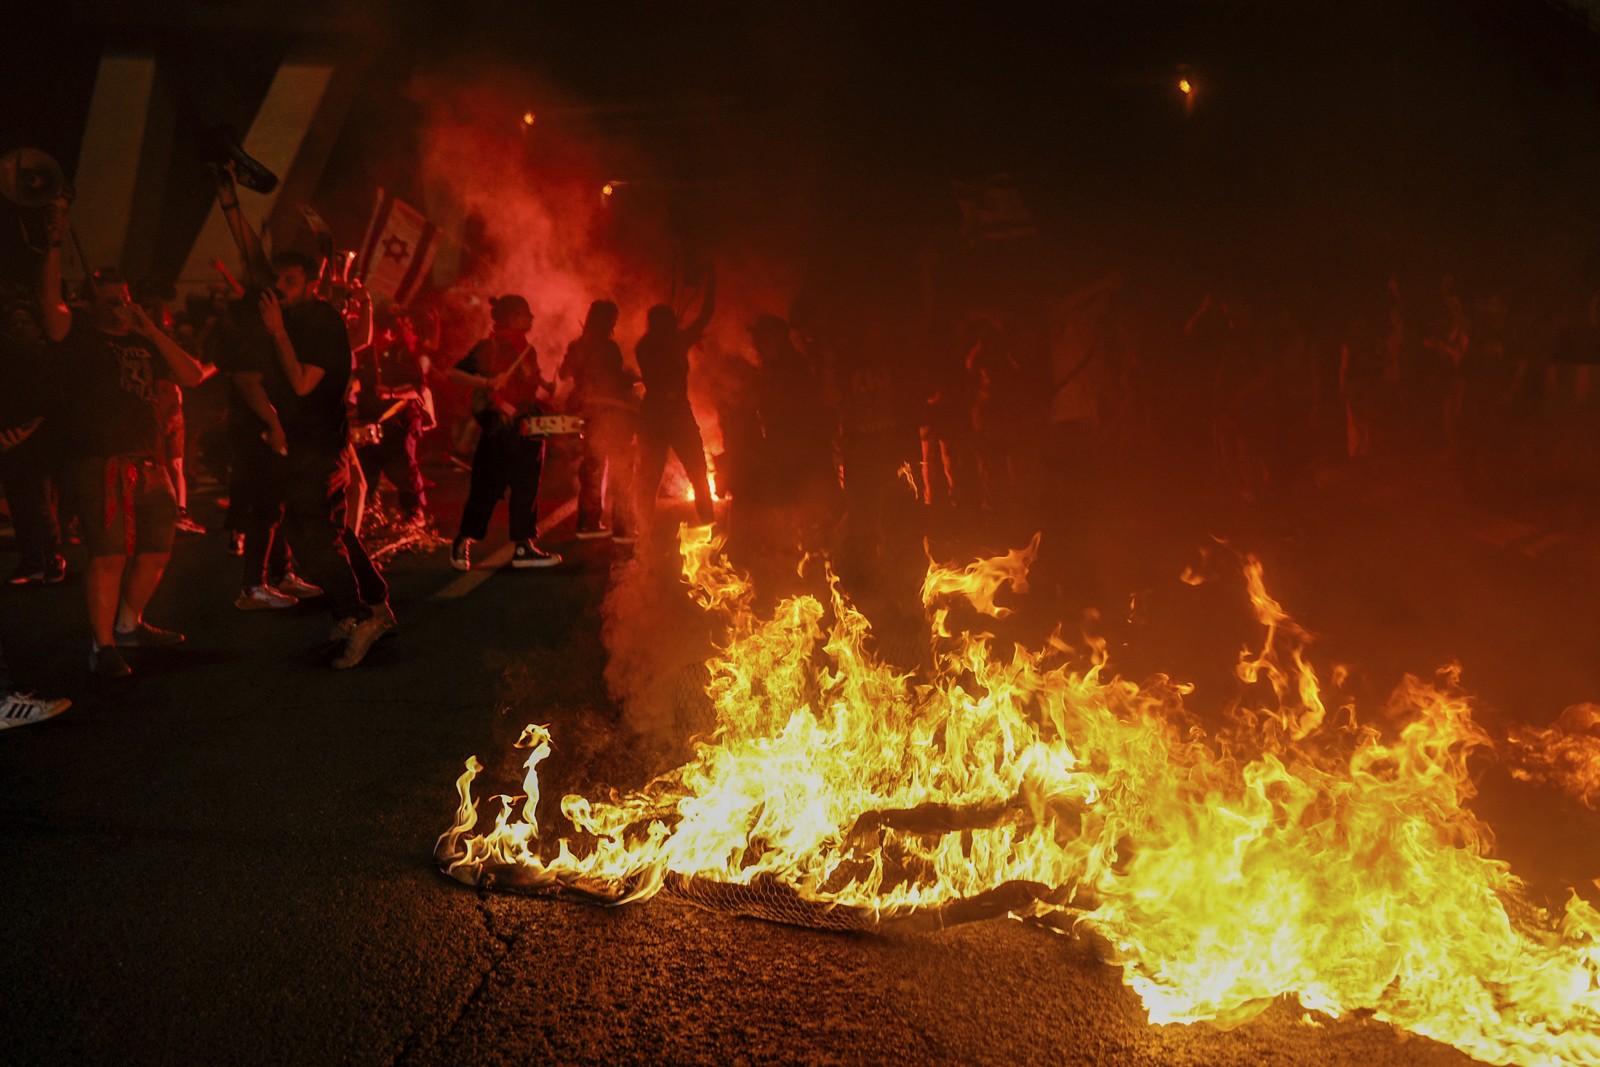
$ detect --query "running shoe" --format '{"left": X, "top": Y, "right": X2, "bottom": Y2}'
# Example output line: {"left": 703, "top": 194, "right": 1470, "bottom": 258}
{"left": 274, "top": 572, "right": 323, "bottom": 599}
{"left": 0, "top": 690, "right": 71, "bottom": 729}
{"left": 236, "top": 585, "right": 298, "bottom": 611}
{"left": 574, "top": 524, "right": 612, "bottom": 540}
{"left": 113, "top": 622, "right": 186, "bottom": 648}
{"left": 175, "top": 511, "right": 208, "bottom": 536}
{"left": 450, "top": 537, "right": 471, "bottom": 571}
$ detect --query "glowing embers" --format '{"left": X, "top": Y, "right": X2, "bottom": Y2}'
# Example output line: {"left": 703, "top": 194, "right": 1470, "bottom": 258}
{"left": 437, "top": 529, "right": 1600, "bottom": 1067}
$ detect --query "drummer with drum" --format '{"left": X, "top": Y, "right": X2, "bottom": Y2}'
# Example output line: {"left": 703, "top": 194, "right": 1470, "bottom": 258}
{"left": 447, "top": 293, "right": 562, "bottom": 571}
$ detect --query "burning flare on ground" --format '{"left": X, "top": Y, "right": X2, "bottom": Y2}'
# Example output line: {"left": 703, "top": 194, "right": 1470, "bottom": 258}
{"left": 437, "top": 528, "right": 1600, "bottom": 1067}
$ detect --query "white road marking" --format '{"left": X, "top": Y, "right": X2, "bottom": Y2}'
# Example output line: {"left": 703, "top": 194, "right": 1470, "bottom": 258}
{"left": 431, "top": 498, "right": 578, "bottom": 600}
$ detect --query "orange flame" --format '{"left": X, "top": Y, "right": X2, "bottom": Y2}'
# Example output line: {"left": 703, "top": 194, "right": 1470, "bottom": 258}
{"left": 438, "top": 531, "right": 1600, "bottom": 1065}
{"left": 1506, "top": 704, "right": 1600, "bottom": 807}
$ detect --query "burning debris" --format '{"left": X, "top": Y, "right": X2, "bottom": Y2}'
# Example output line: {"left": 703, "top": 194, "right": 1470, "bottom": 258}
{"left": 436, "top": 528, "right": 1600, "bottom": 1067}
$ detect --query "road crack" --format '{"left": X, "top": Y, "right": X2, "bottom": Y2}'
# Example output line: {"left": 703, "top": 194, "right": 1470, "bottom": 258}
{"left": 389, "top": 888, "right": 521, "bottom": 1066}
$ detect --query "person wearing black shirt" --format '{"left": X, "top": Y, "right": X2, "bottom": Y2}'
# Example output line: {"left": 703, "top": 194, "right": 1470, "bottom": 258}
{"left": 447, "top": 294, "right": 561, "bottom": 570}
{"left": 354, "top": 309, "right": 432, "bottom": 526}
{"left": 0, "top": 301, "right": 64, "bottom": 585}
{"left": 558, "top": 299, "right": 637, "bottom": 541}
{"left": 214, "top": 288, "right": 298, "bottom": 610}
{"left": 39, "top": 204, "right": 206, "bottom": 679}
{"left": 261, "top": 251, "right": 393, "bottom": 669}
{"left": 634, "top": 267, "right": 717, "bottom": 530}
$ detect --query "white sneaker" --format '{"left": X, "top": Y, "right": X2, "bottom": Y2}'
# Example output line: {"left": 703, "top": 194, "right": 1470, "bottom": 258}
{"left": 236, "top": 585, "right": 298, "bottom": 611}
{"left": 0, "top": 691, "right": 71, "bottom": 730}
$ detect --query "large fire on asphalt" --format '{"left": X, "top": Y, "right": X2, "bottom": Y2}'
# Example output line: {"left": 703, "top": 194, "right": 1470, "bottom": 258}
{"left": 436, "top": 526, "right": 1600, "bottom": 1067}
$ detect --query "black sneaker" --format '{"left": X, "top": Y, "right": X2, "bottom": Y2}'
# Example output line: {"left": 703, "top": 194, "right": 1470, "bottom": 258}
{"left": 175, "top": 511, "right": 207, "bottom": 536}
{"left": 90, "top": 643, "right": 133, "bottom": 679}
{"left": 113, "top": 622, "right": 186, "bottom": 648}
{"left": 450, "top": 537, "right": 471, "bottom": 571}
{"left": 511, "top": 540, "right": 561, "bottom": 569}
{"left": 43, "top": 554, "right": 65, "bottom": 584}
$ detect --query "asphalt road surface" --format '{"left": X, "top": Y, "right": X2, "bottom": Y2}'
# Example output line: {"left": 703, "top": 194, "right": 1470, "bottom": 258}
{"left": 3, "top": 446, "right": 1596, "bottom": 1066}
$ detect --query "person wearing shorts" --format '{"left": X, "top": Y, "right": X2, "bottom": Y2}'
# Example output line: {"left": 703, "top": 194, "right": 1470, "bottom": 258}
{"left": 39, "top": 207, "right": 206, "bottom": 679}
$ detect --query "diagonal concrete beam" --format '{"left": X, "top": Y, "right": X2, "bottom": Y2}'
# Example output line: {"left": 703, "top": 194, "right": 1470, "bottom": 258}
{"left": 72, "top": 54, "right": 158, "bottom": 272}
{"left": 176, "top": 59, "right": 332, "bottom": 294}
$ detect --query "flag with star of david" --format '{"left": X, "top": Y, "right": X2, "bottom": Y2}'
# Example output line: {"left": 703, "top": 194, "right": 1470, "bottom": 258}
{"left": 354, "top": 188, "right": 439, "bottom": 305}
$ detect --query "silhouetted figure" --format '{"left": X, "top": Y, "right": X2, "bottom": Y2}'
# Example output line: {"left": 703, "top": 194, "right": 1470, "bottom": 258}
{"left": 836, "top": 322, "right": 917, "bottom": 578}
{"left": 963, "top": 315, "right": 1024, "bottom": 512}
{"left": 634, "top": 267, "right": 717, "bottom": 528}
{"left": 559, "top": 299, "right": 637, "bottom": 540}
{"left": 919, "top": 334, "right": 970, "bottom": 511}
{"left": 751, "top": 314, "right": 836, "bottom": 511}
{"left": 356, "top": 308, "right": 432, "bottom": 527}
{"left": 0, "top": 301, "right": 64, "bottom": 585}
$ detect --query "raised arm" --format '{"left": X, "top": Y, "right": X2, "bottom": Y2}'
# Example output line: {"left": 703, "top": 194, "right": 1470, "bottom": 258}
{"left": 259, "top": 290, "right": 325, "bottom": 397}
{"left": 39, "top": 202, "right": 72, "bottom": 342}
{"left": 346, "top": 283, "right": 373, "bottom": 354}
{"left": 128, "top": 304, "right": 206, "bottom": 388}
{"left": 214, "top": 165, "right": 274, "bottom": 286}
{"left": 684, "top": 263, "right": 716, "bottom": 341}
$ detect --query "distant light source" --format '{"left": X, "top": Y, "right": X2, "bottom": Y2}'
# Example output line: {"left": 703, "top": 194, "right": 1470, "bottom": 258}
{"left": 1178, "top": 78, "right": 1193, "bottom": 96}
{"left": 522, "top": 111, "right": 537, "bottom": 127}
{"left": 601, "top": 183, "right": 615, "bottom": 197}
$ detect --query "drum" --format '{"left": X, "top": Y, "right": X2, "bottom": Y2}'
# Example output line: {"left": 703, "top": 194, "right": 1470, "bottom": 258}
{"left": 517, "top": 414, "right": 585, "bottom": 437}
{"left": 349, "top": 421, "right": 383, "bottom": 447}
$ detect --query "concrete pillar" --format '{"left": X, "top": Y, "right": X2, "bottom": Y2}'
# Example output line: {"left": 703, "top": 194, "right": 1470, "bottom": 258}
{"left": 72, "top": 53, "right": 157, "bottom": 272}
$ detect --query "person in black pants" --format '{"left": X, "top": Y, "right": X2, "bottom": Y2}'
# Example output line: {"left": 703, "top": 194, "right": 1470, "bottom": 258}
{"left": 259, "top": 252, "right": 393, "bottom": 669}
{"left": 448, "top": 294, "right": 561, "bottom": 571}
{"left": 559, "top": 299, "right": 638, "bottom": 541}
{"left": 354, "top": 309, "right": 431, "bottom": 526}
{"left": 0, "top": 302, "right": 63, "bottom": 585}
{"left": 635, "top": 265, "right": 717, "bottom": 530}
{"left": 213, "top": 288, "right": 304, "bottom": 610}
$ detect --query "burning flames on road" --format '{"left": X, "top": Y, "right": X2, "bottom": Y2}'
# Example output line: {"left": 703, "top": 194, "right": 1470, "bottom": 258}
{"left": 437, "top": 527, "right": 1600, "bottom": 1066}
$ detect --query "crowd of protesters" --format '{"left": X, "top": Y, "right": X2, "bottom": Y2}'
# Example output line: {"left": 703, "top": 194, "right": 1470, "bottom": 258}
{"left": 7, "top": 159, "right": 1600, "bottom": 732}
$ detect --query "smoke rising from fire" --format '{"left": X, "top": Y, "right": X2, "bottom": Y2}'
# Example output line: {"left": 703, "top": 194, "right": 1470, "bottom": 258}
{"left": 408, "top": 66, "right": 821, "bottom": 737}
{"left": 408, "top": 68, "right": 653, "bottom": 384}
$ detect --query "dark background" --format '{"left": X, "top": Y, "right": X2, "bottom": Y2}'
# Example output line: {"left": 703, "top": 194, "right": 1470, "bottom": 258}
{"left": 6, "top": 0, "right": 1600, "bottom": 307}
